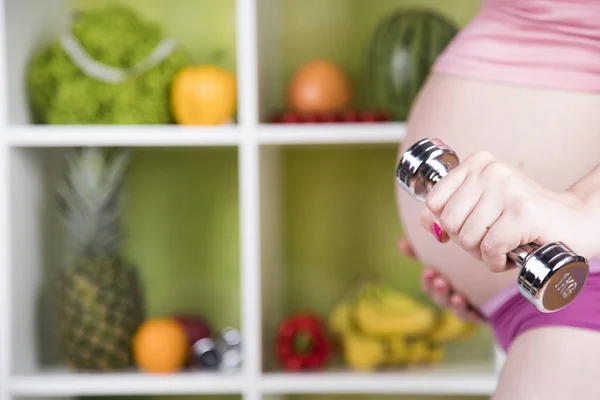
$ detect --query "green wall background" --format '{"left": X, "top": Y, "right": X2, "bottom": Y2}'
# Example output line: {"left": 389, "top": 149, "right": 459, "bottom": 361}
{"left": 121, "top": 148, "right": 240, "bottom": 329}
{"left": 43, "top": 2, "right": 491, "bottom": 397}
{"left": 282, "top": 144, "right": 425, "bottom": 310}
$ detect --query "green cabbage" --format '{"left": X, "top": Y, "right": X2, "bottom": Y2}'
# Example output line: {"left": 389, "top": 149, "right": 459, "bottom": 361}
{"left": 26, "top": 5, "right": 190, "bottom": 124}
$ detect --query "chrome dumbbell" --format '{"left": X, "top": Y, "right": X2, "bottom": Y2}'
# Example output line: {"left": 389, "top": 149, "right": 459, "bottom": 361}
{"left": 395, "top": 138, "right": 589, "bottom": 313}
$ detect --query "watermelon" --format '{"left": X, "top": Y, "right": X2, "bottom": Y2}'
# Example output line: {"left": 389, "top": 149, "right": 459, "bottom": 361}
{"left": 366, "top": 9, "right": 459, "bottom": 121}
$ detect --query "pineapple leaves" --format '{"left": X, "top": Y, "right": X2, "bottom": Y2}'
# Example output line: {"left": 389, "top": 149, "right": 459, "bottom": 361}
{"left": 57, "top": 147, "right": 131, "bottom": 259}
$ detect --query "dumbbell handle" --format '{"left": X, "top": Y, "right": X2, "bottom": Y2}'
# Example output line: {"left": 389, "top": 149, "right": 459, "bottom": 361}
{"left": 426, "top": 157, "right": 538, "bottom": 270}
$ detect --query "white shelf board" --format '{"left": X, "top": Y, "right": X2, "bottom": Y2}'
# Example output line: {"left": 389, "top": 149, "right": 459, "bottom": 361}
{"left": 261, "top": 363, "right": 498, "bottom": 395}
{"left": 5, "top": 125, "right": 242, "bottom": 147}
{"left": 9, "top": 368, "right": 244, "bottom": 396}
{"left": 257, "top": 123, "right": 406, "bottom": 145}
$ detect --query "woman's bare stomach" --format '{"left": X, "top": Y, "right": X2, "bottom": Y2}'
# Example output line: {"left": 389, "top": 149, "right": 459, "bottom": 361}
{"left": 396, "top": 73, "right": 600, "bottom": 307}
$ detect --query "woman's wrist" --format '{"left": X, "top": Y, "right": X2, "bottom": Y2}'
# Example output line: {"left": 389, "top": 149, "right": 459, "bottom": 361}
{"left": 552, "top": 187, "right": 600, "bottom": 260}
{"left": 564, "top": 186, "right": 600, "bottom": 259}
{"left": 581, "top": 193, "right": 600, "bottom": 259}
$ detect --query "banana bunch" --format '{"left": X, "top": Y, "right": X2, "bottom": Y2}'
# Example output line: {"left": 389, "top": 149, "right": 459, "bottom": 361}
{"left": 328, "top": 282, "right": 478, "bottom": 371}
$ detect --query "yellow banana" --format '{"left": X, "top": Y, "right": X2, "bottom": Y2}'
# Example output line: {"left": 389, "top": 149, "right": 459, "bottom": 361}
{"left": 328, "top": 301, "right": 354, "bottom": 336}
{"left": 403, "top": 338, "right": 446, "bottom": 365}
{"left": 429, "top": 343, "right": 445, "bottom": 364}
{"left": 330, "top": 282, "right": 456, "bottom": 371}
{"left": 383, "top": 337, "right": 411, "bottom": 365}
{"left": 427, "top": 310, "right": 478, "bottom": 343}
{"left": 341, "top": 332, "right": 386, "bottom": 371}
{"left": 405, "top": 338, "right": 430, "bottom": 365}
{"left": 353, "top": 290, "right": 437, "bottom": 337}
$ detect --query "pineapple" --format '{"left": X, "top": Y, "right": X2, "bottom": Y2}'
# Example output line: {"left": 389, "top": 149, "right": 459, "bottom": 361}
{"left": 52, "top": 147, "right": 146, "bottom": 370}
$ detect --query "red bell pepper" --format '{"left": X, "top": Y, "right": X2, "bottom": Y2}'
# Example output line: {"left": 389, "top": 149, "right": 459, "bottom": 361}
{"left": 275, "top": 313, "right": 331, "bottom": 371}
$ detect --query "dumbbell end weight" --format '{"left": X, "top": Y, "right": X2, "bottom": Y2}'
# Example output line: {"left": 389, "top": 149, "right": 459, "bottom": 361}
{"left": 513, "top": 242, "right": 588, "bottom": 313}
{"left": 396, "top": 138, "right": 459, "bottom": 201}
{"left": 395, "top": 138, "right": 589, "bottom": 313}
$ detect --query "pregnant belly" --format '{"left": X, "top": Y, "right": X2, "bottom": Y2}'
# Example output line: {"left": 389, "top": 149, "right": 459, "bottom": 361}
{"left": 396, "top": 73, "right": 600, "bottom": 307}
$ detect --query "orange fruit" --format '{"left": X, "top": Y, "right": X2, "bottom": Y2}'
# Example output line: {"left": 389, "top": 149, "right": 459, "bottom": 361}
{"left": 133, "top": 318, "right": 189, "bottom": 373}
{"left": 287, "top": 59, "right": 353, "bottom": 113}
{"left": 171, "top": 65, "right": 237, "bottom": 125}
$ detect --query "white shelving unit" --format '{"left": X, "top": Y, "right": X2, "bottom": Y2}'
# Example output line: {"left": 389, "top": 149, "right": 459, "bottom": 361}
{"left": 0, "top": 0, "right": 503, "bottom": 399}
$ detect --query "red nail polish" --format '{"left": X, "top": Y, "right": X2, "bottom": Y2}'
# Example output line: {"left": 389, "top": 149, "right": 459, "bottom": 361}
{"left": 423, "top": 270, "right": 435, "bottom": 280}
{"left": 432, "top": 223, "right": 443, "bottom": 242}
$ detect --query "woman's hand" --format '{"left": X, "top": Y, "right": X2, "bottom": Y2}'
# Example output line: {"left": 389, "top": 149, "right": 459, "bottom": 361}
{"left": 420, "top": 151, "right": 597, "bottom": 272}
{"left": 397, "top": 237, "right": 484, "bottom": 322}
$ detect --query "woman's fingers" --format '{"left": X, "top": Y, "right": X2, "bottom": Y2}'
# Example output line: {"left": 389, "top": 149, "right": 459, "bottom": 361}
{"left": 397, "top": 237, "right": 416, "bottom": 258}
{"left": 424, "top": 161, "right": 470, "bottom": 214}
{"left": 481, "top": 212, "right": 523, "bottom": 272}
{"left": 449, "top": 293, "right": 484, "bottom": 322}
{"left": 421, "top": 268, "right": 484, "bottom": 323}
{"left": 457, "top": 191, "right": 504, "bottom": 259}
{"left": 449, "top": 293, "right": 472, "bottom": 321}
{"left": 420, "top": 209, "right": 450, "bottom": 243}
{"left": 422, "top": 151, "right": 500, "bottom": 247}
{"left": 425, "top": 151, "right": 495, "bottom": 215}
{"left": 421, "top": 268, "right": 437, "bottom": 294}
{"left": 431, "top": 276, "right": 452, "bottom": 308}
{"left": 414, "top": 249, "right": 477, "bottom": 317}
{"left": 436, "top": 172, "right": 483, "bottom": 239}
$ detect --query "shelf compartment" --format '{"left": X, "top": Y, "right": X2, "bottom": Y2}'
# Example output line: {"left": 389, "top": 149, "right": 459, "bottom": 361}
{"left": 261, "top": 367, "right": 497, "bottom": 395}
{"left": 257, "top": 124, "right": 405, "bottom": 145}
{"left": 8, "top": 146, "right": 241, "bottom": 376}
{"left": 6, "top": 0, "right": 238, "bottom": 126}
{"left": 256, "top": 0, "right": 480, "bottom": 123}
{"left": 11, "top": 370, "right": 243, "bottom": 396}
{"left": 6, "top": 125, "right": 241, "bottom": 147}
{"left": 259, "top": 143, "right": 496, "bottom": 374}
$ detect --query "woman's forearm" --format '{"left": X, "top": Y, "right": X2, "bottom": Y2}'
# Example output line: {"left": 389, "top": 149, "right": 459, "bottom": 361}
{"left": 568, "top": 164, "right": 600, "bottom": 205}
{"left": 567, "top": 164, "right": 600, "bottom": 258}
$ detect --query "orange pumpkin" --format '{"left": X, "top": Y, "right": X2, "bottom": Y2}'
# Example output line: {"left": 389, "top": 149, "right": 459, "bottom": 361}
{"left": 287, "top": 59, "right": 353, "bottom": 113}
{"left": 171, "top": 65, "right": 237, "bottom": 125}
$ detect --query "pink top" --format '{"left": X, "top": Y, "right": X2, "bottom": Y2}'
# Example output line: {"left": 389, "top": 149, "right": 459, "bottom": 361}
{"left": 433, "top": 0, "right": 600, "bottom": 92}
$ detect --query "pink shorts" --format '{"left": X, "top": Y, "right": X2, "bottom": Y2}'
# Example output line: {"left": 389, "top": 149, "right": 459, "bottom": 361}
{"left": 482, "top": 258, "right": 600, "bottom": 351}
